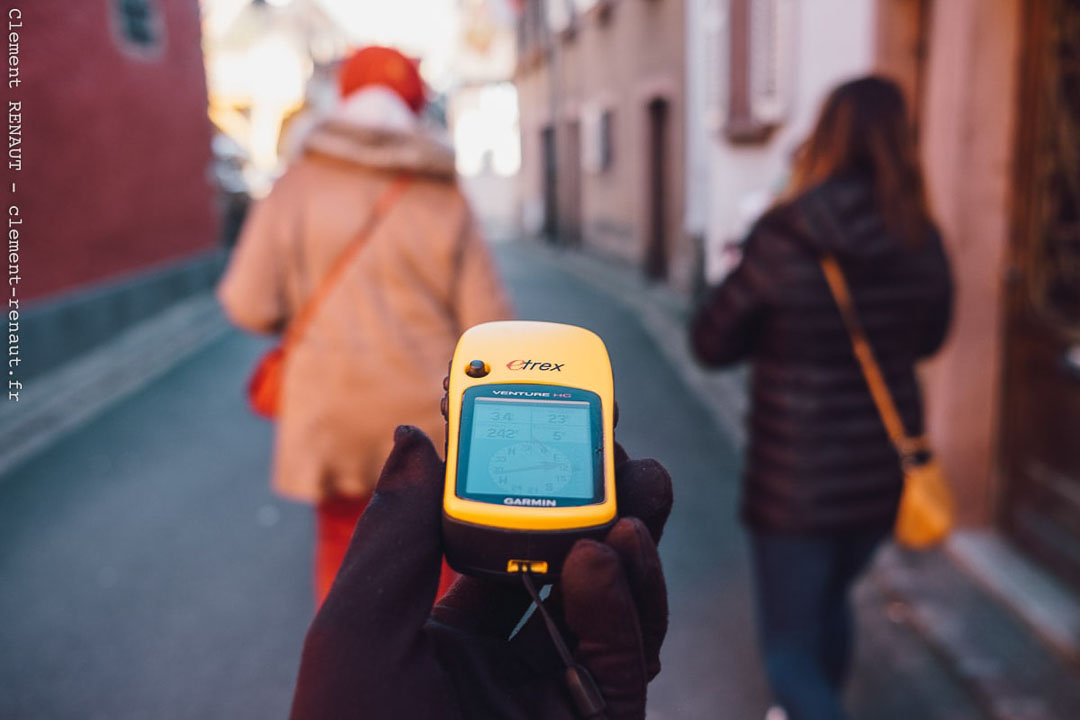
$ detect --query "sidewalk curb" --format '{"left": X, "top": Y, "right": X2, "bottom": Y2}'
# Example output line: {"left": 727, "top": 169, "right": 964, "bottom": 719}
{"left": 0, "top": 292, "right": 230, "bottom": 479}
{"left": 872, "top": 545, "right": 1080, "bottom": 720}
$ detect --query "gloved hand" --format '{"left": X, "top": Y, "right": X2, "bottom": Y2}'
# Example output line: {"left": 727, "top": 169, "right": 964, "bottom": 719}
{"left": 290, "top": 425, "right": 673, "bottom": 720}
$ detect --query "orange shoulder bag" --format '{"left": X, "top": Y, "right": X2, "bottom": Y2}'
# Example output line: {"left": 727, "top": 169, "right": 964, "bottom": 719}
{"left": 820, "top": 255, "right": 954, "bottom": 549}
{"left": 247, "top": 176, "right": 411, "bottom": 419}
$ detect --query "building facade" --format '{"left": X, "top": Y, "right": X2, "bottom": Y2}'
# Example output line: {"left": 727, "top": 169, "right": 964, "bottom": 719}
{"left": 17, "top": 0, "right": 218, "bottom": 302}
{"left": 881, "top": 0, "right": 1080, "bottom": 592}
{"left": 515, "top": 0, "right": 690, "bottom": 290}
{"left": 14, "top": 0, "right": 220, "bottom": 378}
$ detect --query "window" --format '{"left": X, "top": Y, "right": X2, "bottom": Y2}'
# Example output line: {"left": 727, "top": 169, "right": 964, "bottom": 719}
{"left": 599, "top": 109, "right": 614, "bottom": 170}
{"left": 582, "top": 105, "right": 614, "bottom": 174}
{"left": 705, "top": 0, "right": 793, "bottom": 143}
{"left": 112, "top": 0, "right": 165, "bottom": 55}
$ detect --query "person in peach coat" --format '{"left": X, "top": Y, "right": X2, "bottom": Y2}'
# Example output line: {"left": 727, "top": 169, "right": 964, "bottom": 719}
{"left": 217, "top": 47, "right": 514, "bottom": 604}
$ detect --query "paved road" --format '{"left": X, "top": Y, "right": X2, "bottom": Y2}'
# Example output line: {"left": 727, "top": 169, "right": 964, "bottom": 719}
{"left": 0, "top": 239, "right": 983, "bottom": 719}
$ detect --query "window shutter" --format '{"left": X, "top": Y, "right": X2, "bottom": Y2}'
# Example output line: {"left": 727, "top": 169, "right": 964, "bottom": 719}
{"left": 749, "top": 0, "right": 794, "bottom": 125}
{"left": 702, "top": 0, "right": 730, "bottom": 132}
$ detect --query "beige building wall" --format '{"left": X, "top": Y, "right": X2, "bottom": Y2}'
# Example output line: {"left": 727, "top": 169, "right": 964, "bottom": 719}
{"left": 876, "top": 0, "right": 1022, "bottom": 526}
{"left": 515, "top": 55, "right": 548, "bottom": 231}
{"left": 516, "top": 0, "right": 689, "bottom": 291}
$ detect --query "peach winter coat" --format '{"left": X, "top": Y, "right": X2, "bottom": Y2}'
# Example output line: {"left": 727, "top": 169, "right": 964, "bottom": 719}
{"left": 218, "top": 89, "right": 514, "bottom": 503}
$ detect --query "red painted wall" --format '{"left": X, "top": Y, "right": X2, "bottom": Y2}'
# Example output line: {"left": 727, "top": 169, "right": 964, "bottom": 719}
{"left": 12, "top": 0, "right": 218, "bottom": 301}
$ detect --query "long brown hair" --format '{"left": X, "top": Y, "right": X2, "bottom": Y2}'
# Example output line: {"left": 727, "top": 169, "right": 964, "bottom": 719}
{"left": 789, "top": 76, "right": 932, "bottom": 247}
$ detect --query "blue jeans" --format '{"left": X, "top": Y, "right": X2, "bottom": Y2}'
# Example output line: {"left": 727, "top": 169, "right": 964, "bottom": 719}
{"left": 750, "top": 529, "right": 886, "bottom": 720}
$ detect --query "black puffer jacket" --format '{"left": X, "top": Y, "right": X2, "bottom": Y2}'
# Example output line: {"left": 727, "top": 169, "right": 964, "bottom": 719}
{"left": 691, "top": 176, "right": 952, "bottom": 534}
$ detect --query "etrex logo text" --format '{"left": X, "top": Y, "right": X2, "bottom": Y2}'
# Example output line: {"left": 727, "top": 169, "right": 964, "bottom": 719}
{"left": 506, "top": 359, "right": 564, "bottom": 372}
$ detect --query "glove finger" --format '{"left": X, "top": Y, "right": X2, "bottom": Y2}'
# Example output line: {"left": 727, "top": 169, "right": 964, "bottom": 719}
{"left": 604, "top": 518, "right": 668, "bottom": 681}
{"left": 315, "top": 425, "right": 444, "bottom": 640}
{"left": 611, "top": 439, "right": 631, "bottom": 468}
{"left": 512, "top": 456, "right": 672, "bottom": 650}
{"left": 431, "top": 574, "right": 535, "bottom": 639}
{"left": 562, "top": 539, "right": 648, "bottom": 720}
{"left": 435, "top": 442, "right": 662, "bottom": 638}
{"left": 615, "top": 458, "right": 673, "bottom": 544}
{"left": 295, "top": 426, "right": 452, "bottom": 718}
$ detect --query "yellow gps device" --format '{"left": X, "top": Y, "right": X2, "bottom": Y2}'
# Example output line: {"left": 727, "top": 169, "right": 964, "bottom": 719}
{"left": 442, "top": 320, "right": 617, "bottom": 580}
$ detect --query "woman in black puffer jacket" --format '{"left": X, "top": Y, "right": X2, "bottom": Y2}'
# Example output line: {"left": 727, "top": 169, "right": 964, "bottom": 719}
{"left": 691, "top": 76, "right": 952, "bottom": 720}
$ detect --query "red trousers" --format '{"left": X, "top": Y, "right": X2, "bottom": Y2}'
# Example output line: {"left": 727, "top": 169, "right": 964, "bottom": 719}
{"left": 315, "top": 497, "right": 457, "bottom": 608}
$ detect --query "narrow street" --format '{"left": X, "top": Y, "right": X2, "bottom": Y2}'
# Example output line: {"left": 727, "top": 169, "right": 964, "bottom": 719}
{"left": 0, "top": 240, "right": 985, "bottom": 720}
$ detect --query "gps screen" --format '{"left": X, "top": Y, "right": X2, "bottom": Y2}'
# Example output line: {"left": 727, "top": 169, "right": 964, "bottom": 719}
{"left": 462, "top": 397, "right": 596, "bottom": 502}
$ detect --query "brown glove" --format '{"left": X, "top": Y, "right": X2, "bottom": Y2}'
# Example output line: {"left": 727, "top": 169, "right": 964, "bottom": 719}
{"left": 290, "top": 425, "right": 672, "bottom": 720}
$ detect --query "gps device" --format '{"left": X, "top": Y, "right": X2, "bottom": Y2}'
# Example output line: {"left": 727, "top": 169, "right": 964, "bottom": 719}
{"left": 442, "top": 320, "right": 616, "bottom": 581}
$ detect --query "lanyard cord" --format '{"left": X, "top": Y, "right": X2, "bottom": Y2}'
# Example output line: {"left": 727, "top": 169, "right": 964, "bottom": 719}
{"left": 520, "top": 572, "right": 607, "bottom": 719}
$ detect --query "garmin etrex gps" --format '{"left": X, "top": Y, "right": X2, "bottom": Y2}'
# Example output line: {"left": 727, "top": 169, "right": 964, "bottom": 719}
{"left": 442, "top": 321, "right": 617, "bottom": 580}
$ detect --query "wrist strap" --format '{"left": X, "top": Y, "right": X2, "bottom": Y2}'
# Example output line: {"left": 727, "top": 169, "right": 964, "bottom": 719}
{"left": 519, "top": 572, "right": 606, "bottom": 719}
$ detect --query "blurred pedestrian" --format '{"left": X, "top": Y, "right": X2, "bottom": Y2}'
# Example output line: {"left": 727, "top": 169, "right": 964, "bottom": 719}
{"left": 690, "top": 76, "right": 952, "bottom": 720}
{"left": 217, "top": 46, "right": 513, "bottom": 607}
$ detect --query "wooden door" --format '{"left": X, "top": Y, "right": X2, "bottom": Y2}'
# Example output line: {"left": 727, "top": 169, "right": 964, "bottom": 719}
{"left": 559, "top": 119, "right": 583, "bottom": 245}
{"left": 644, "top": 98, "right": 669, "bottom": 280}
{"left": 541, "top": 125, "right": 557, "bottom": 238}
{"left": 1001, "top": 0, "right": 1080, "bottom": 590}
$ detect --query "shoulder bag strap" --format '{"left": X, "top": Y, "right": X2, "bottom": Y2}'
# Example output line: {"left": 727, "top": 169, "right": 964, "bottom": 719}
{"left": 819, "top": 256, "right": 913, "bottom": 449}
{"left": 805, "top": 195, "right": 925, "bottom": 462}
{"left": 281, "top": 174, "right": 411, "bottom": 351}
